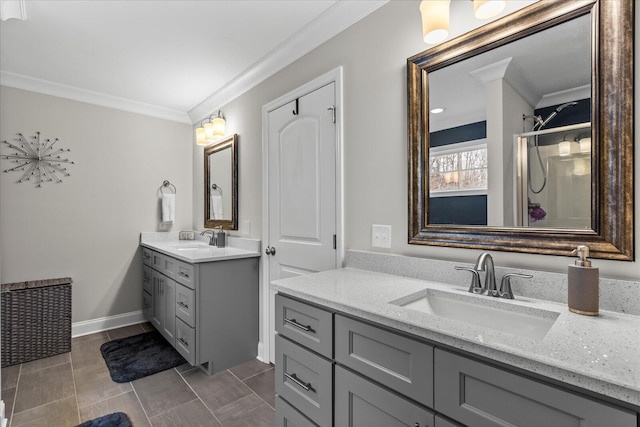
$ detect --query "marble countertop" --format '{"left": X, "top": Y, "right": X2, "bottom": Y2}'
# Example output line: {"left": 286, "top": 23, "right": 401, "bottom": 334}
{"left": 272, "top": 267, "right": 640, "bottom": 406}
{"left": 141, "top": 234, "right": 260, "bottom": 264}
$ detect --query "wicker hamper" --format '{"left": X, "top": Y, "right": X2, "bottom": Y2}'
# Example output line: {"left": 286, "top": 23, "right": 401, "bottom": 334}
{"left": 1, "top": 277, "right": 72, "bottom": 367}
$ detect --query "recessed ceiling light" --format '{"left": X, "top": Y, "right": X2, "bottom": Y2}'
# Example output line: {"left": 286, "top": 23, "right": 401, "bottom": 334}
{"left": 430, "top": 107, "right": 445, "bottom": 114}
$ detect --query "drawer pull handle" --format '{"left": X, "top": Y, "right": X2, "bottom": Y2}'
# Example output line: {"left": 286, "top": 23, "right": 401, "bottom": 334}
{"left": 144, "top": 254, "right": 150, "bottom": 260}
{"left": 178, "top": 301, "right": 190, "bottom": 310}
{"left": 179, "top": 272, "right": 190, "bottom": 278}
{"left": 284, "top": 372, "right": 312, "bottom": 391}
{"left": 284, "top": 317, "right": 312, "bottom": 332}
{"left": 178, "top": 337, "right": 189, "bottom": 347}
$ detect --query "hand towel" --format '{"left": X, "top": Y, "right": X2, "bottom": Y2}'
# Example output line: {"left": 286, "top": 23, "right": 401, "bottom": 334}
{"left": 210, "top": 194, "right": 223, "bottom": 219}
{"left": 162, "top": 193, "right": 175, "bottom": 223}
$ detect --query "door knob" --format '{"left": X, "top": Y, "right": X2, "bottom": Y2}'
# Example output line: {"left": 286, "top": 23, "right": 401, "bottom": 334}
{"left": 265, "top": 246, "right": 276, "bottom": 255}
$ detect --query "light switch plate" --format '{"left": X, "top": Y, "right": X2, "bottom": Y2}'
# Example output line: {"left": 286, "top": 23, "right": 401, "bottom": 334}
{"left": 372, "top": 224, "right": 392, "bottom": 248}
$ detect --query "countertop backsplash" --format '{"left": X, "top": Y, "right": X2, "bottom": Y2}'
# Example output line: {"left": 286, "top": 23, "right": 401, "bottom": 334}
{"left": 346, "top": 250, "right": 640, "bottom": 315}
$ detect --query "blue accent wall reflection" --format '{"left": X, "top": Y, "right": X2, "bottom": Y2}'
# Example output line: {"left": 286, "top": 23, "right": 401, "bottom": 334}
{"left": 429, "top": 121, "right": 487, "bottom": 226}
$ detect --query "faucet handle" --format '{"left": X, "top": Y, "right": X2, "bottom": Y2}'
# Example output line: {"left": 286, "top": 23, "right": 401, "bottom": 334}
{"left": 455, "top": 266, "right": 483, "bottom": 294}
{"left": 499, "top": 273, "right": 533, "bottom": 299}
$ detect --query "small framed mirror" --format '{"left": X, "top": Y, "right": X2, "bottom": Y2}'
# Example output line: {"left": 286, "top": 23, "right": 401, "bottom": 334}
{"left": 204, "top": 134, "right": 238, "bottom": 230}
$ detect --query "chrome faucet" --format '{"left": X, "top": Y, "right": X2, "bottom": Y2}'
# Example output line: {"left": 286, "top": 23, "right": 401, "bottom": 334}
{"left": 200, "top": 230, "right": 216, "bottom": 246}
{"left": 474, "top": 252, "right": 497, "bottom": 296}
{"left": 456, "top": 252, "right": 532, "bottom": 299}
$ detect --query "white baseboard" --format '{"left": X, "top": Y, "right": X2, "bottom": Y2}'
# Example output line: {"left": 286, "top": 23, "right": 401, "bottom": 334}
{"left": 72, "top": 310, "right": 146, "bottom": 338}
{"left": 256, "top": 341, "right": 267, "bottom": 363}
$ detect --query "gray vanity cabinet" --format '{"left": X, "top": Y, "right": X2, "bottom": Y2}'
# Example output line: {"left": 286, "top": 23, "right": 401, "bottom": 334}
{"left": 143, "top": 248, "right": 258, "bottom": 375}
{"left": 434, "top": 348, "right": 637, "bottom": 427}
{"left": 335, "top": 365, "right": 435, "bottom": 427}
{"left": 274, "top": 293, "right": 638, "bottom": 427}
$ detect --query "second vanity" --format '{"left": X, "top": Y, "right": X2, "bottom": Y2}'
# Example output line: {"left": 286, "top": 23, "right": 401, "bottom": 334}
{"left": 272, "top": 267, "right": 640, "bottom": 427}
{"left": 141, "top": 233, "right": 260, "bottom": 375}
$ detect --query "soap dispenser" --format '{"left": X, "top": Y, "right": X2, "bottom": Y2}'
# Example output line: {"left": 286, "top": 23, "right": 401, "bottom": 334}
{"left": 568, "top": 245, "right": 599, "bottom": 316}
{"left": 215, "top": 226, "right": 226, "bottom": 248}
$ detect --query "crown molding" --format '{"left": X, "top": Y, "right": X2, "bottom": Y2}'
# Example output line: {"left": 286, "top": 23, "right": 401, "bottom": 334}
{"left": 188, "top": 0, "right": 389, "bottom": 123}
{"left": 0, "top": 71, "right": 191, "bottom": 123}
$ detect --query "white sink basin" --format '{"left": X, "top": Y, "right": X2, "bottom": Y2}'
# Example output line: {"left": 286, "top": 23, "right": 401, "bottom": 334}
{"left": 391, "top": 288, "right": 559, "bottom": 340}
{"left": 169, "top": 243, "right": 209, "bottom": 251}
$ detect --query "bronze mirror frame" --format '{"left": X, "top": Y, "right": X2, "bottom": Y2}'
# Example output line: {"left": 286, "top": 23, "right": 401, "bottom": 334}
{"left": 407, "top": 0, "right": 633, "bottom": 260}
{"left": 204, "top": 133, "right": 238, "bottom": 230}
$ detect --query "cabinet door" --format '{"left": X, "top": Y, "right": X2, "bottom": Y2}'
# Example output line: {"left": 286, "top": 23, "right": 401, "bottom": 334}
{"left": 335, "top": 365, "right": 435, "bottom": 427}
{"left": 434, "top": 349, "right": 637, "bottom": 427}
{"left": 162, "top": 276, "right": 176, "bottom": 345}
{"left": 142, "top": 290, "right": 152, "bottom": 322}
{"left": 275, "top": 335, "right": 332, "bottom": 427}
{"left": 275, "top": 396, "right": 319, "bottom": 427}
{"left": 275, "top": 294, "right": 333, "bottom": 359}
{"left": 335, "top": 314, "right": 434, "bottom": 407}
{"left": 151, "top": 270, "right": 163, "bottom": 331}
{"left": 175, "top": 283, "right": 195, "bottom": 328}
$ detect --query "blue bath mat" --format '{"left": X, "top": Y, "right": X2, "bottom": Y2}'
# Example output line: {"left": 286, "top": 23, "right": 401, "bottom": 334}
{"left": 77, "top": 412, "right": 131, "bottom": 427}
{"left": 100, "top": 330, "right": 186, "bottom": 383}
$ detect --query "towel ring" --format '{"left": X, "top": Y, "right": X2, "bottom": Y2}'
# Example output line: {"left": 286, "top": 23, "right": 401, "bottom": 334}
{"left": 159, "top": 180, "right": 176, "bottom": 194}
{"left": 211, "top": 183, "right": 223, "bottom": 196}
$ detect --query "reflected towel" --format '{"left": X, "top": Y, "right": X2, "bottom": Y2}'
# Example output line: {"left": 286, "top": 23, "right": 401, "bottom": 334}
{"left": 210, "top": 195, "right": 223, "bottom": 219}
{"left": 162, "top": 194, "right": 175, "bottom": 223}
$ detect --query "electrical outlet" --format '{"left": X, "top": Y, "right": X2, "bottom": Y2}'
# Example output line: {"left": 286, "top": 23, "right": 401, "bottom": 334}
{"left": 372, "top": 224, "right": 392, "bottom": 248}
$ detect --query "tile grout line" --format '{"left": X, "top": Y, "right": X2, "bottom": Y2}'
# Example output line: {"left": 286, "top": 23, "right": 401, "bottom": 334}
{"left": 7, "top": 364, "right": 22, "bottom": 427}
{"left": 235, "top": 369, "right": 276, "bottom": 411}
{"left": 69, "top": 352, "right": 82, "bottom": 425}
{"left": 130, "top": 380, "right": 154, "bottom": 427}
{"left": 237, "top": 365, "right": 274, "bottom": 382}
{"left": 176, "top": 367, "right": 226, "bottom": 426}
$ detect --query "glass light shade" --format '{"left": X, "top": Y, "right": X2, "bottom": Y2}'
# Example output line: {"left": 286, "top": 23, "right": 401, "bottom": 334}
{"left": 420, "top": 0, "right": 450, "bottom": 44}
{"left": 558, "top": 140, "right": 572, "bottom": 156}
{"left": 204, "top": 121, "right": 215, "bottom": 140}
{"left": 195, "top": 127, "right": 206, "bottom": 145}
{"left": 579, "top": 137, "right": 591, "bottom": 153}
{"left": 212, "top": 116, "right": 225, "bottom": 139}
{"left": 473, "top": 0, "right": 506, "bottom": 19}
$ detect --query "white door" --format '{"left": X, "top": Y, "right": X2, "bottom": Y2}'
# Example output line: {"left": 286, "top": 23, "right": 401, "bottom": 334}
{"left": 266, "top": 81, "right": 338, "bottom": 361}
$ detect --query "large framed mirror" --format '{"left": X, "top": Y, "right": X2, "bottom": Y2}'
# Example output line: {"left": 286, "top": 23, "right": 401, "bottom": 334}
{"left": 408, "top": 0, "right": 633, "bottom": 260}
{"left": 204, "top": 134, "right": 238, "bottom": 230}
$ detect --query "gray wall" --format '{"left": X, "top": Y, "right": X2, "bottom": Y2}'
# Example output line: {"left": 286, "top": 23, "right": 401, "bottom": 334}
{"left": 196, "top": 0, "right": 639, "bottom": 281}
{"left": 0, "top": 87, "right": 192, "bottom": 322}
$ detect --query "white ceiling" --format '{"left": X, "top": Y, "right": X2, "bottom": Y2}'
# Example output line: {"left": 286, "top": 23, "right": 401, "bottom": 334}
{"left": 0, "top": 0, "right": 387, "bottom": 123}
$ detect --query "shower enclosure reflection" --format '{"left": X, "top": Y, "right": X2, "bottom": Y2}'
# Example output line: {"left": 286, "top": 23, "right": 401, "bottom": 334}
{"left": 516, "top": 122, "right": 591, "bottom": 228}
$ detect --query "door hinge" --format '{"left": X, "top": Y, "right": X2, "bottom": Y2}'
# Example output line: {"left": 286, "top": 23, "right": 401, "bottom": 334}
{"left": 333, "top": 234, "right": 337, "bottom": 250}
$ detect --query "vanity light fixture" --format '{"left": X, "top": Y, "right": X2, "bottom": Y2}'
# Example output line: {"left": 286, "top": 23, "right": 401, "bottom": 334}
{"left": 420, "top": 0, "right": 451, "bottom": 44}
{"left": 579, "top": 137, "right": 591, "bottom": 153}
{"left": 195, "top": 110, "right": 226, "bottom": 146}
{"left": 420, "top": 0, "right": 505, "bottom": 45}
{"left": 473, "top": 0, "right": 506, "bottom": 20}
{"left": 0, "top": 0, "right": 27, "bottom": 21}
{"left": 430, "top": 107, "right": 445, "bottom": 114}
{"left": 558, "top": 138, "right": 572, "bottom": 157}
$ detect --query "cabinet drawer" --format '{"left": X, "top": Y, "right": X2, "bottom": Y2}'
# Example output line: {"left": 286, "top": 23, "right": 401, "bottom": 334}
{"left": 142, "top": 265, "right": 152, "bottom": 294}
{"left": 142, "top": 290, "right": 152, "bottom": 322}
{"left": 175, "top": 282, "right": 195, "bottom": 327}
{"left": 152, "top": 252, "right": 176, "bottom": 279}
{"left": 275, "top": 294, "right": 333, "bottom": 359}
{"left": 142, "top": 247, "right": 152, "bottom": 266}
{"left": 175, "top": 317, "right": 196, "bottom": 366}
{"left": 434, "top": 348, "right": 637, "bottom": 427}
{"left": 335, "top": 314, "right": 434, "bottom": 407}
{"left": 275, "top": 335, "right": 332, "bottom": 427}
{"left": 175, "top": 260, "right": 195, "bottom": 289}
{"left": 275, "top": 396, "right": 318, "bottom": 427}
{"left": 335, "top": 365, "right": 435, "bottom": 427}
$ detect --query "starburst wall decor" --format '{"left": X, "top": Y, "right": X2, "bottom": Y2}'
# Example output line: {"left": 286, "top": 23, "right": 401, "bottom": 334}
{"left": 1, "top": 132, "right": 74, "bottom": 187}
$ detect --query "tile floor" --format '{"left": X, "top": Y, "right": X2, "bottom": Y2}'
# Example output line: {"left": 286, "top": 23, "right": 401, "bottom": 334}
{"left": 1, "top": 323, "right": 275, "bottom": 427}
